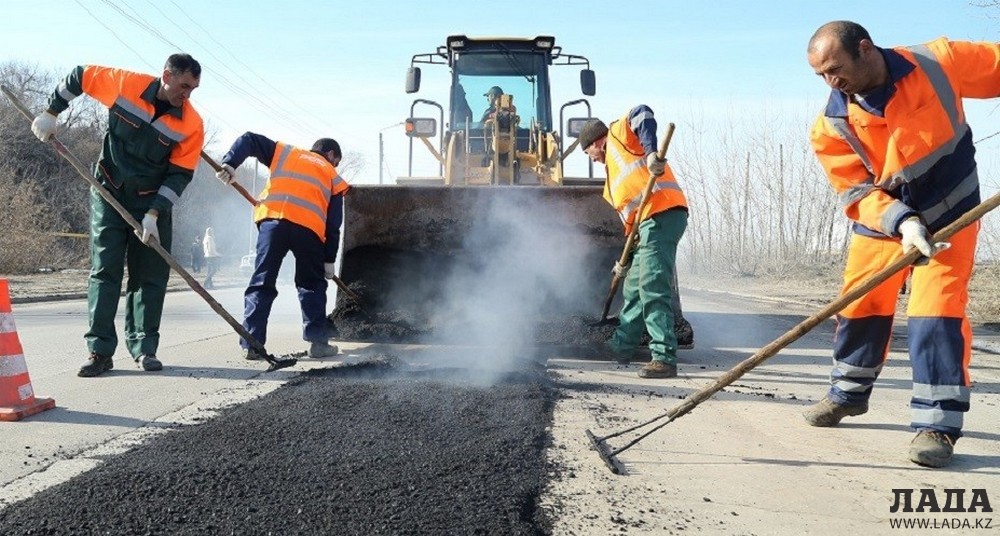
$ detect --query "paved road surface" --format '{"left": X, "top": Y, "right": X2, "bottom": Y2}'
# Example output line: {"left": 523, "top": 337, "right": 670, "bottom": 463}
{"left": 1, "top": 282, "right": 998, "bottom": 534}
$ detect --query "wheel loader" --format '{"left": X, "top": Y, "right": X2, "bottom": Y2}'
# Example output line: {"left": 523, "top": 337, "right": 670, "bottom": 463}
{"left": 330, "top": 35, "right": 623, "bottom": 351}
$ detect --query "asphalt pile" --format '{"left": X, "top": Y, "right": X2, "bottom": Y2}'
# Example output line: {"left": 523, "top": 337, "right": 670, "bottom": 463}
{"left": 0, "top": 362, "right": 558, "bottom": 535}
{"left": 329, "top": 246, "right": 618, "bottom": 346}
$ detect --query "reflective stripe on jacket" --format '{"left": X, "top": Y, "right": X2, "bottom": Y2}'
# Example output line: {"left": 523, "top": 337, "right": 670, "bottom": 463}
{"left": 48, "top": 65, "right": 204, "bottom": 213}
{"left": 602, "top": 109, "right": 687, "bottom": 235}
{"left": 253, "top": 142, "right": 348, "bottom": 241}
{"left": 810, "top": 38, "right": 1000, "bottom": 236}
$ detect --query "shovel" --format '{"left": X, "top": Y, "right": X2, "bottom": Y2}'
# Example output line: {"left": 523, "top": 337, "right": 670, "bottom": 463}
{"left": 586, "top": 189, "right": 1000, "bottom": 474}
{"left": 0, "top": 85, "right": 296, "bottom": 372}
{"left": 594, "top": 122, "right": 676, "bottom": 326}
{"left": 198, "top": 151, "right": 371, "bottom": 316}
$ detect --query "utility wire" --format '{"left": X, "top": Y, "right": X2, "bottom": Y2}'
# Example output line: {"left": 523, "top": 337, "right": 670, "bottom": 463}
{"left": 142, "top": 0, "right": 327, "bottom": 135}
{"left": 73, "top": 0, "right": 240, "bottom": 135}
{"left": 97, "top": 0, "right": 317, "bottom": 137}
{"left": 74, "top": 0, "right": 156, "bottom": 72}
{"left": 165, "top": 0, "right": 329, "bottom": 133}
{"left": 975, "top": 129, "right": 1000, "bottom": 145}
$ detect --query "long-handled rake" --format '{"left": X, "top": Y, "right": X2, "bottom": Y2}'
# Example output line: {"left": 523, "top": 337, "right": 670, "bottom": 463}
{"left": 587, "top": 190, "right": 1000, "bottom": 474}
{"left": 1, "top": 85, "right": 296, "bottom": 372}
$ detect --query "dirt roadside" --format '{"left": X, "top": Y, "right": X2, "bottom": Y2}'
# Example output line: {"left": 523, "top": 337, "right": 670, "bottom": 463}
{"left": 2, "top": 269, "right": 246, "bottom": 304}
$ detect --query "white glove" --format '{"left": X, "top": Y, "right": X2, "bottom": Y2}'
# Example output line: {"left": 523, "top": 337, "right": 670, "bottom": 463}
{"left": 324, "top": 262, "right": 337, "bottom": 279}
{"left": 216, "top": 164, "right": 236, "bottom": 185}
{"left": 612, "top": 261, "right": 629, "bottom": 277}
{"left": 899, "top": 217, "right": 949, "bottom": 259}
{"left": 136, "top": 213, "right": 159, "bottom": 244}
{"left": 646, "top": 152, "right": 666, "bottom": 177}
{"left": 31, "top": 112, "right": 58, "bottom": 142}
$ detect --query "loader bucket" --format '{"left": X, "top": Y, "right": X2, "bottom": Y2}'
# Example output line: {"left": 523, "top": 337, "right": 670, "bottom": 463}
{"left": 330, "top": 184, "right": 623, "bottom": 348}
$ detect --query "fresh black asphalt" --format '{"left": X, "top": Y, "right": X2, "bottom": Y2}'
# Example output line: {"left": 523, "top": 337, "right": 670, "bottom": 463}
{"left": 0, "top": 362, "right": 558, "bottom": 535}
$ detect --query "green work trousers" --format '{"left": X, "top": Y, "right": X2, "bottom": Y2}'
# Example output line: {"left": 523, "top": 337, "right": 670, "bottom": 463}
{"left": 85, "top": 186, "right": 172, "bottom": 358}
{"left": 608, "top": 209, "right": 687, "bottom": 364}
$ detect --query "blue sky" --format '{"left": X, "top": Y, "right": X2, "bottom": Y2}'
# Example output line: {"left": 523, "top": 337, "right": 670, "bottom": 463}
{"left": 3, "top": 0, "right": 999, "bottom": 184}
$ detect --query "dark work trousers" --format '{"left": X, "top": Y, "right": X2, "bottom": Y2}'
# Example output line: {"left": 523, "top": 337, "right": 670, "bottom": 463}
{"left": 240, "top": 219, "right": 329, "bottom": 349}
{"left": 86, "top": 186, "right": 171, "bottom": 359}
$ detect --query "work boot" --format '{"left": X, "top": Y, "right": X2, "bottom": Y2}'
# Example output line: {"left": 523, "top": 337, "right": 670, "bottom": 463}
{"left": 638, "top": 360, "right": 677, "bottom": 378}
{"left": 675, "top": 317, "right": 695, "bottom": 350}
{"left": 308, "top": 341, "right": 339, "bottom": 358}
{"left": 802, "top": 396, "right": 868, "bottom": 427}
{"left": 138, "top": 355, "right": 163, "bottom": 372}
{"left": 909, "top": 430, "right": 957, "bottom": 468}
{"left": 242, "top": 347, "right": 266, "bottom": 361}
{"left": 78, "top": 352, "right": 114, "bottom": 378}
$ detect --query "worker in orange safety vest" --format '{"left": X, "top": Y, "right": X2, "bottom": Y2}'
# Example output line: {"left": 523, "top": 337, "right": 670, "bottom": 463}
{"left": 215, "top": 133, "right": 349, "bottom": 360}
{"left": 578, "top": 106, "right": 689, "bottom": 379}
{"left": 803, "top": 20, "right": 1000, "bottom": 468}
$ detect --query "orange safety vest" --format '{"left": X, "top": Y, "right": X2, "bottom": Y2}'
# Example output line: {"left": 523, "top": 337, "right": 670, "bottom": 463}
{"left": 253, "top": 142, "right": 349, "bottom": 241}
{"left": 810, "top": 38, "right": 1000, "bottom": 235}
{"left": 602, "top": 110, "right": 687, "bottom": 235}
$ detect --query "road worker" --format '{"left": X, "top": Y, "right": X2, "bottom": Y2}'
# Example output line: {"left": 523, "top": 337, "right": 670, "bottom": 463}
{"left": 579, "top": 106, "right": 689, "bottom": 378}
{"left": 31, "top": 54, "right": 205, "bottom": 377}
{"left": 803, "top": 20, "right": 1000, "bottom": 468}
{"left": 215, "top": 133, "right": 347, "bottom": 360}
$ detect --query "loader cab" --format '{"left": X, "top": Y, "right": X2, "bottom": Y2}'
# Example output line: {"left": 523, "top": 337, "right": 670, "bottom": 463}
{"left": 404, "top": 35, "right": 596, "bottom": 185}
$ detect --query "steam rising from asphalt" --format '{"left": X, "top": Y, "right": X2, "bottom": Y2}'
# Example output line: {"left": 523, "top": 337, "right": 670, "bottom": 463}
{"left": 416, "top": 191, "right": 597, "bottom": 384}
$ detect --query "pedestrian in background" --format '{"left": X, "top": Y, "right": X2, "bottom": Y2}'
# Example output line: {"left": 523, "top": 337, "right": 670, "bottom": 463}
{"left": 802, "top": 20, "right": 999, "bottom": 468}
{"left": 215, "top": 132, "right": 348, "bottom": 360}
{"left": 30, "top": 53, "right": 204, "bottom": 377}
{"left": 578, "top": 105, "right": 688, "bottom": 379}
{"left": 190, "top": 235, "right": 204, "bottom": 273}
{"left": 202, "top": 227, "right": 220, "bottom": 289}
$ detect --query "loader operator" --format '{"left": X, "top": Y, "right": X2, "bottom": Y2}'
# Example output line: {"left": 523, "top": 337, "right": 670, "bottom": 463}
{"left": 479, "top": 85, "right": 516, "bottom": 124}
{"left": 30, "top": 54, "right": 205, "bottom": 378}
{"left": 579, "top": 106, "right": 688, "bottom": 379}
{"left": 215, "top": 133, "right": 347, "bottom": 360}
{"left": 803, "top": 20, "right": 1000, "bottom": 468}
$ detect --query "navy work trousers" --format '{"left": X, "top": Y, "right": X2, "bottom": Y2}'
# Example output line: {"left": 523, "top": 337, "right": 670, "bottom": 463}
{"left": 241, "top": 219, "right": 329, "bottom": 349}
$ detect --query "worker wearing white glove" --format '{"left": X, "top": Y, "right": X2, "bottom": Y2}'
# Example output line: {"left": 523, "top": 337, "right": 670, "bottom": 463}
{"left": 646, "top": 152, "right": 666, "bottom": 177}
{"left": 31, "top": 112, "right": 58, "bottom": 142}
{"left": 324, "top": 262, "right": 337, "bottom": 280}
{"left": 898, "top": 216, "right": 950, "bottom": 259}
{"left": 216, "top": 164, "right": 236, "bottom": 185}
{"left": 612, "top": 261, "right": 629, "bottom": 277}
{"left": 136, "top": 212, "right": 160, "bottom": 244}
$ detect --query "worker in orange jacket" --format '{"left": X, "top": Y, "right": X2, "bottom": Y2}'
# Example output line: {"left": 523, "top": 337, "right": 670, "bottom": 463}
{"left": 579, "top": 106, "right": 688, "bottom": 379}
{"left": 216, "top": 133, "right": 348, "bottom": 360}
{"left": 803, "top": 20, "right": 1000, "bottom": 468}
{"left": 31, "top": 54, "right": 204, "bottom": 377}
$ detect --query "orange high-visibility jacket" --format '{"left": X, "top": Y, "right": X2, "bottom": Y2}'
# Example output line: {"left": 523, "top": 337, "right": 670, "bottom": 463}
{"left": 602, "top": 109, "right": 687, "bottom": 236}
{"left": 47, "top": 66, "right": 204, "bottom": 213}
{"left": 810, "top": 38, "right": 1000, "bottom": 237}
{"left": 254, "top": 142, "right": 349, "bottom": 241}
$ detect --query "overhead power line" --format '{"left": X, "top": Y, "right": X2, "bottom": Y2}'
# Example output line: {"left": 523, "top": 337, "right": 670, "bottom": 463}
{"left": 91, "top": 0, "right": 320, "bottom": 139}
{"left": 164, "top": 0, "right": 328, "bottom": 132}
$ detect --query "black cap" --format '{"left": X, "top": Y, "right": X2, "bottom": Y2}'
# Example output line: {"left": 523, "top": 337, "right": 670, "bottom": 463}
{"left": 484, "top": 86, "right": 503, "bottom": 98}
{"left": 578, "top": 119, "right": 608, "bottom": 150}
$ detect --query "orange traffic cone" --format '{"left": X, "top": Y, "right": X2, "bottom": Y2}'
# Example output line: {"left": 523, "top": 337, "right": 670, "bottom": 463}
{"left": 0, "top": 279, "right": 55, "bottom": 421}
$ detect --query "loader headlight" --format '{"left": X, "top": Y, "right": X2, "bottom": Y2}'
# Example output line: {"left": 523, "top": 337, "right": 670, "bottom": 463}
{"left": 446, "top": 35, "right": 468, "bottom": 51}
{"left": 566, "top": 117, "right": 591, "bottom": 138}
{"left": 405, "top": 117, "right": 437, "bottom": 138}
{"left": 534, "top": 36, "right": 555, "bottom": 50}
